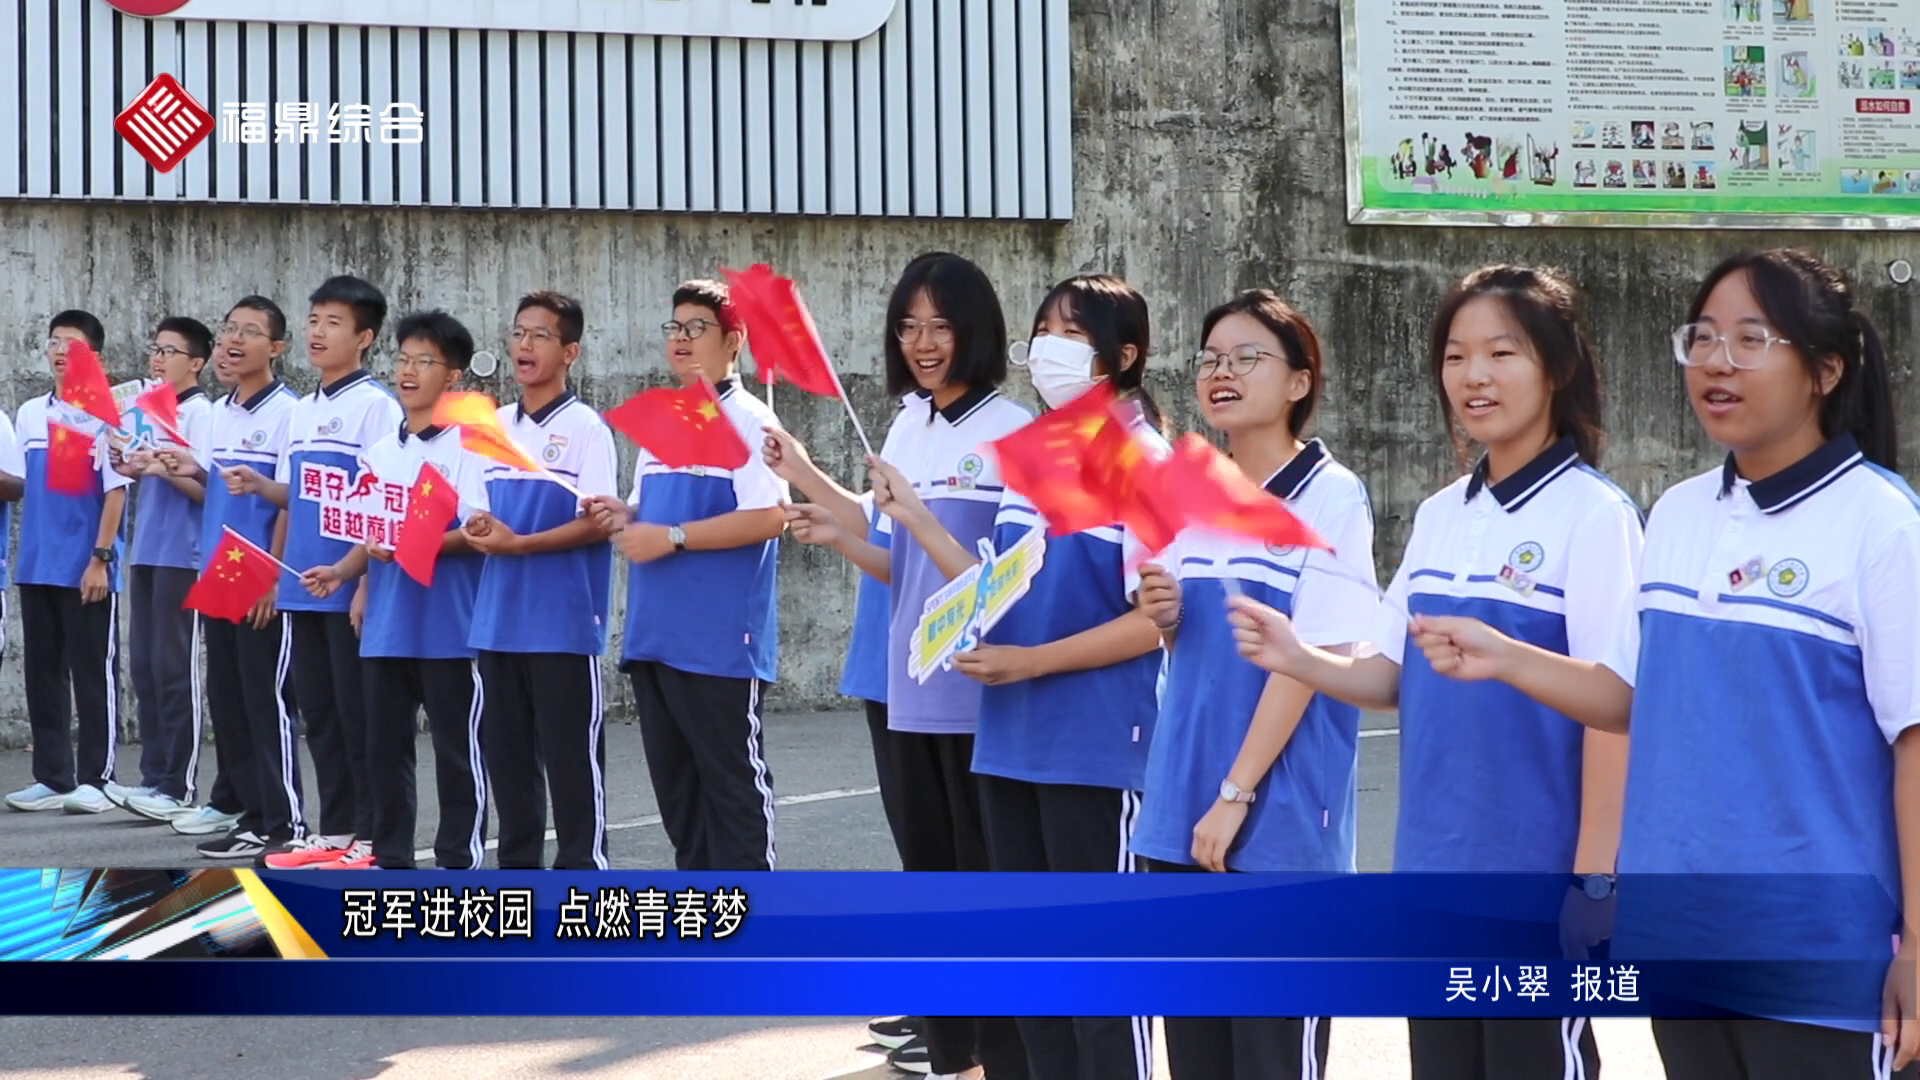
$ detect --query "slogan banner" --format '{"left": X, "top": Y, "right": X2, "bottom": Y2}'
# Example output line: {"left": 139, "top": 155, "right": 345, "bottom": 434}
{"left": 299, "top": 462, "right": 409, "bottom": 548}
{"left": 108, "top": 380, "right": 175, "bottom": 451}
{"left": 1345, "top": 0, "right": 1920, "bottom": 226}
{"left": 907, "top": 528, "right": 1047, "bottom": 683}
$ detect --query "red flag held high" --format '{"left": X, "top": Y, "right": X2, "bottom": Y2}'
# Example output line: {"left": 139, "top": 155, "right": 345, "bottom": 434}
{"left": 46, "top": 424, "right": 98, "bottom": 496}
{"left": 133, "top": 383, "right": 188, "bottom": 447}
{"left": 989, "top": 383, "right": 1125, "bottom": 536}
{"left": 184, "top": 529, "right": 282, "bottom": 622}
{"left": 1153, "top": 434, "right": 1332, "bottom": 553}
{"left": 604, "top": 382, "right": 752, "bottom": 470}
{"left": 394, "top": 463, "right": 460, "bottom": 587}
{"left": 59, "top": 342, "right": 122, "bottom": 431}
{"left": 723, "top": 264, "right": 841, "bottom": 397}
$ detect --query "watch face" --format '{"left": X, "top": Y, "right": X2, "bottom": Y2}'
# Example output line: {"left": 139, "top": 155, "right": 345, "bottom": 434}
{"left": 1583, "top": 877, "right": 1611, "bottom": 900}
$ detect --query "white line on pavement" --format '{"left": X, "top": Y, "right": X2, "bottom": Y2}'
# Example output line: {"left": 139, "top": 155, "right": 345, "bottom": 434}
{"left": 414, "top": 785, "right": 882, "bottom": 864}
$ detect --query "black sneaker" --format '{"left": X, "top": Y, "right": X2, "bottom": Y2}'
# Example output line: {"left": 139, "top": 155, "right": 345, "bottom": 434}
{"left": 868, "top": 1016, "right": 922, "bottom": 1050}
{"left": 196, "top": 828, "right": 267, "bottom": 860}
{"left": 885, "top": 1034, "right": 931, "bottom": 1075}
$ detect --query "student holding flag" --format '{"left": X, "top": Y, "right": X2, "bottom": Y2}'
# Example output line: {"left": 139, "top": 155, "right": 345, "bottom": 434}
{"left": 860, "top": 274, "right": 1167, "bottom": 1080}
{"left": 768, "top": 252, "right": 1032, "bottom": 1080}
{"left": 585, "top": 280, "right": 789, "bottom": 872}
{"left": 1223, "top": 267, "right": 1637, "bottom": 1080}
{"left": 151, "top": 297, "right": 305, "bottom": 859}
{"left": 461, "top": 290, "right": 620, "bottom": 871}
{"left": 3, "top": 313, "right": 135, "bottom": 816}
{"left": 111, "top": 317, "right": 217, "bottom": 822}
{"left": 300, "top": 310, "right": 492, "bottom": 869}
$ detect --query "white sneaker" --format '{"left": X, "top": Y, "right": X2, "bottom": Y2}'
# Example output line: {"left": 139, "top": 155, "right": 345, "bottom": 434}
{"left": 170, "top": 805, "right": 243, "bottom": 836}
{"left": 125, "top": 792, "right": 193, "bottom": 822}
{"left": 4, "top": 783, "right": 66, "bottom": 812}
{"left": 62, "top": 785, "right": 114, "bottom": 815}
{"left": 102, "top": 783, "right": 153, "bottom": 809}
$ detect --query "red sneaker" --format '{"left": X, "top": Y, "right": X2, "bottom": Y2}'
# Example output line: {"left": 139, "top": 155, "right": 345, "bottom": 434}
{"left": 261, "top": 835, "right": 354, "bottom": 869}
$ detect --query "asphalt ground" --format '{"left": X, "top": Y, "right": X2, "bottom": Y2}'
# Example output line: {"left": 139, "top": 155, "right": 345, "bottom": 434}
{"left": 0, "top": 710, "right": 1663, "bottom": 1079}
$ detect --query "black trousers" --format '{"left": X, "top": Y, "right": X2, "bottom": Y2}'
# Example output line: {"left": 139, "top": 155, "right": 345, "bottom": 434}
{"left": 1654, "top": 1017, "right": 1916, "bottom": 1080}
{"left": 202, "top": 613, "right": 305, "bottom": 840}
{"left": 980, "top": 774, "right": 1150, "bottom": 1080}
{"left": 362, "top": 656, "right": 489, "bottom": 869}
{"left": 20, "top": 584, "right": 120, "bottom": 793}
{"left": 289, "top": 610, "right": 370, "bottom": 839}
{"left": 1408, "top": 1017, "right": 1600, "bottom": 1080}
{"left": 128, "top": 565, "right": 200, "bottom": 801}
{"left": 862, "top": 700, "right": 910, "bottom": 861}
{"left": 628, "top": 661, "right": 776, "bottom": 871}
{"left": 479, "top": 650, "right": 608, "bottom": 870}
{"left": 1145, "top": 857, "right": 1331, "bottom": 1080}
{"left": 889, "top": 728, "right": 1027, "bottom": 1078}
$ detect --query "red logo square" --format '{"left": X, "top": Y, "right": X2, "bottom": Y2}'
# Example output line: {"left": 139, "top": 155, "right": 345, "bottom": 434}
{"left": 114, "top": 74, "right": 214, "bottom": 174}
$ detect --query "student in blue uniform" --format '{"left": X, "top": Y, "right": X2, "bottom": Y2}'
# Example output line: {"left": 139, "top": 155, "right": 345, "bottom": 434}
{"left": 228, "top": 276, "right": 402, "bottom": 868}
{"left": 3, "top": 311, "right": 134, "bottom": 817}
{"left": 1615, "top": 250, "right": 1914, "bottom": 1079}
{"left": 113, "top": 317, "right": 217, "bottom": 822}
{"left": 769, "top": 252, "right": 1031, "bottom": 1080}
{"left": 1127, "top": 290, "right": 1378, "bottom": 1080}
{"left": 1224, "top": 266, "right": 1639, "bottom": 1080}
{"left": 301, "top": 310, "right": 492, "bottom": 869}
{"left": 867, "top": 273, "right": 1165, "bottom": 1080}
{"left": 158, "top": 298, "right": 304, "bottom": 859}
{"left": 465, "top": 290, "right": 621, "bottom": 871}
{"left": 586, "top": 280, "right": 788, "bottom": 871}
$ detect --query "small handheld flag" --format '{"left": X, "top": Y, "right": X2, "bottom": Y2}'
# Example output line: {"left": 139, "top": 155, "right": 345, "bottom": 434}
{"left": 184, "top": 527, "right": 290, "bottom": 622}
{"left": 604, "top": 381, "right": 752, "bottom": 470}
{"left": 394, "top": 464, "right": 460, "bottom": 587}
{"left": 431, "top": 392, "right": 586, "bottom": 500}
{"left": 723, "top": 263, "right": 875, "bottom": 458}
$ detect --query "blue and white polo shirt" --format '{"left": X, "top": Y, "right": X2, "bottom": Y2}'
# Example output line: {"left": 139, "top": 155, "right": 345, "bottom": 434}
{"left": 197, "top": 381, "right": 298, "bottom": 570}
{"left": 16, "top": 394, "right": 135, "bottom": 591}
{"left": 128, "top": 385, "right": 213, "bottom": 571}
{"left": 274, "top": 369, "right": 403, "bottom": 612}
{"left": 838, "top": 490, "right": 893, "bottom": 704}
{"left": 357, "top": 423, "right": 492, "bottom": 661}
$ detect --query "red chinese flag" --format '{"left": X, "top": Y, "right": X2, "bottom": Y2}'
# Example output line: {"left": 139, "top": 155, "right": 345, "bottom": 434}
{"left": 184, "top": 529, "right": 282, "bottom": 622}
{"left": 432, "top": 392, "right": 545, "bottom": 473}
{"left": 604, "top": 382, "right": 751, "bottom": 470}
{"left": 1154, "top": 434, "right": 1333, "bottom": 552}
{"left": 395, "top": 463, "right": 460, "bottom": 587}
{"left": 988, "top": 382, "right": 1123, "bottom": 536}
{"left": 722, "top": 264, "right": 842, "bottom": 397}
{"left": 60, "top": 342, "right": 123, "bottom": 431}
{"left": 1084, "top": 421, "right": 1183, "bottom": 559}
{"left": 46, "top": 424, "right": 98, "bottom": 496}
{"left": 133, "top": 383, "right": 188, "bottom": 447}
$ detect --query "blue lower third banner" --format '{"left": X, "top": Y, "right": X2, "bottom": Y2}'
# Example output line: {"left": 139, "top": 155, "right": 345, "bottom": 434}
{"left": 0, "top": 869, "right": 1901, "bottom": 1023}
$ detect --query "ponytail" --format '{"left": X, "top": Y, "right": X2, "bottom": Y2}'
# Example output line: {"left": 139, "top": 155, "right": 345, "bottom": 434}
{"left": 1840, "top": 309, "right": 1899, "bottom": 470}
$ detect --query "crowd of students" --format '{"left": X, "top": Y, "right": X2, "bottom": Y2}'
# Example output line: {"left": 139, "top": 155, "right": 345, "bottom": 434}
{"left": 0, "top": 246, "right": 1913, "bottom": 1080}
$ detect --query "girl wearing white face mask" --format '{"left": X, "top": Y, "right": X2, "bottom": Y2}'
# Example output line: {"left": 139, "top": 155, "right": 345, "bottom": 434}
{"left": 871, "top": 274, "right": 1168, "bottom": 1080}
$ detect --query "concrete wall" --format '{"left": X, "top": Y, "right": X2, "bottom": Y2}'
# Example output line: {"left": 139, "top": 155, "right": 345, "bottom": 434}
{"left": 1, "top": 0, "right": 1916, "bottom": 746}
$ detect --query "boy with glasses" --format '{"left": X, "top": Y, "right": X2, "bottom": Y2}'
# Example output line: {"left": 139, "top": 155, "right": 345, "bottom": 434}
{"left": 4, "top": 311, "right": 134, "bottom": 816}
{"left": 113, "top": 318, "right": 217, "bottom": 822}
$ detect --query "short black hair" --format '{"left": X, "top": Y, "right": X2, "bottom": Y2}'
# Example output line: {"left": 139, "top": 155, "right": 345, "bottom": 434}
{"left": 516, "top": 290, "right": 585, "bottom": 346}
{"left": 228, "top": 296, "right": 288, "bottom": 341}
{"left": 49, "top": 310, "right": 105, "bottom": 351}
{"left": 882, "top": 253, "right": 1008, "bottom": 398}
{"left": 154, "top": 316, "right": 214, "bottom": 360}
{"left": 394, "top": 310, "right": 476, "bottom": 372}
{"left": 672, "top": 279, "right": 740, "bottom": 332}
{"left": 309, "top": 275, "right": 389, "bottom": 338}
{"left": 1201, "top": 290, "right": 1327, "bottom": 438}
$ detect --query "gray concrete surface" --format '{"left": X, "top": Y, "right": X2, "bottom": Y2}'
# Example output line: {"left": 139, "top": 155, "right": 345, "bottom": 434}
{"left": 0, "top": 709, "right": 1666, "bottom": 1078}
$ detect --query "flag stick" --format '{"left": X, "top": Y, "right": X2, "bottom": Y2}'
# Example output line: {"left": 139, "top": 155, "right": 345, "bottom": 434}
{"left": 821, "top": 359, "right": 876, "bottom": 459}
{"left": 223, "top": 526, "right": 301, "bottom": 578}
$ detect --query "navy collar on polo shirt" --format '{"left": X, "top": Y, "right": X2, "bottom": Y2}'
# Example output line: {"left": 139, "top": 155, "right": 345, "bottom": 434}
{"left": 1265, "top": 438, "right": 1328, "bottom": 500}
{"left": 176, "top": 385, "right": 206, "bottom": 405}
{"left": 399, "top": 421, "right": 446, "bottom": 445}
{"left": 1464, "top": 433, "right": 1581, "bottom": 512}
{"left": 319, "top": 367, "right": 372, "bottom": 398}
{"left": 916, "top": 384, "right": 994, "bottom": 425}
{"left": 713, "top": 377, "right": 736, "bottom": 399}
{"left": 1720, "top": 432, "right": 1864, "bottom": 514}
{"left": 235, "top": 379, "right": 285, "bottom": 412}
{"left": 518, "top": 388, "right": 577, "bottom": 426}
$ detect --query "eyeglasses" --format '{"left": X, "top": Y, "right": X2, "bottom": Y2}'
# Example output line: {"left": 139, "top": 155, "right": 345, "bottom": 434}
{"left": 218, "top": 323, "right": 272, "bottom": 342}
{"left": 394, "top": 353, "right": 446, "bottom": 373}
{"left": 896, "top": 319, "right": 955, "bottom": 345}
{"left": 148, "top": 344, "right": 196, "bottom": 360}
{"left": 1671, "top": 322, "right": 1792, "bottom": 371}
{"left": 509, "top": 326, "right": 562, "bottom": 346}
{"left": 662, "top": 319, "right": 720, "bottom": 341}
{"left": 1190, "top": 345, "right": 1281, "bottom": 378}
{"left": 45, "top": 337, "right": 80, "bottom": 353}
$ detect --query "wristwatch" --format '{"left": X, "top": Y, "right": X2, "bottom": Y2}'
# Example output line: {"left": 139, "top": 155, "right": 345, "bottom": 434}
{"left": 667, "top": 525, "right": 687, "bottom": 553}
{"left": 1218, "top": 779, "right": 1256, "bottom": 805}
{"left": 1572, "top": 873, "right": 1616, "bottom": 900}
{"left": 90, "top": 547, "right": 114, "bottom": 565}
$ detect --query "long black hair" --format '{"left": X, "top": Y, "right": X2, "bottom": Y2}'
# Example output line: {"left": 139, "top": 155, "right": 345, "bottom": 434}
{"left": 1031, "top": 274, "right": 1164, "bottom": 432}
{"left": 1686, "top": 249, "right": 1898, "bottom": 470}
{"left": 1427, "top": 265, "right": 1606, "bottom": 467}
{"left": 882, "top": 253, "right": 1008, "bottom": 398}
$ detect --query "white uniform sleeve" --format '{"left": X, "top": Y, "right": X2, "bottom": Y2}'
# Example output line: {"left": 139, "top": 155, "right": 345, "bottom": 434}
{"left": 1373, "top": 516, "right": 1424, "bottom": 667}
{"left": 1860, "top": 520, "right": 1920, "bottom": 744}
{"left": 193, "top": 400, "right": 218, "bottom": 473}
{"left": 729, "top": 407, "right": 788, "bottom": 512}
{"left": 626, "top": 448, "right": 651, "bottom": 508}
{"left": 363, "top": 390, "right": 404, "bottom": 452}
{"left": 179, "top": 397, "right": 213, "bottom": 456}
{"left": 0, "top": 409, "right": 24, "bottom": 478}
{"left": 1562, "top": 495, "right": 1645, "bottom": 686}
{"left": 452, "top": 446, "right": 491, "bottom": 517}
{"left": 96, "top": 431, "right": 134, "bottom": 492}
{"left": 273, "top": 409, "right": 295, "bottom": 484}
{"left": 578, "top": 418, "right": 621, "bottom": 507}
{"left": 873, "top": 411, "right": 908, "bottom": 538}
{"left": 1290, "top": 485, "right": 1382, "bottom": 648}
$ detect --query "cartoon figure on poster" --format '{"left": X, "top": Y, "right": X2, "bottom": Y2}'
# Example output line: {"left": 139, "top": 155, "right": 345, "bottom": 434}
{"left": 1734, "top": 120, "right": 1769, "bottom": 169}
{"left": 1903, "top": 61, "right": 1920, "bottom": 88}
{"left": 1772, "top": 0, "right": 1811, "bottom": 20}
{"left": 907, "top": 529, "right": 1047, "bottom": 683}
{"left": 1528, "top": 137, "right": 1558, "bottom": 185}
{"left": 1574, "top": 159, "right": 1597, "bottom": 187}
{"left": 1665, "top": 161, "right": 1688, "bottom": 188}
{"left": 1662, "top": 122, "right": 1685, "bottom": 149}
{"left": 1840, "top": 61, "right": 1865, "bottom": 88}
{"left": 1779, "top": 51, "right": 1813, "bottom": 97}
{"left": 1603, "top": 160, "right": 1627, "bottom": 187}
{"left": 1726, "top": 46, "right": 1766, "bottom": 96}
{"left": 1459, "top": 132, "right": 1493, "bottom": 178}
